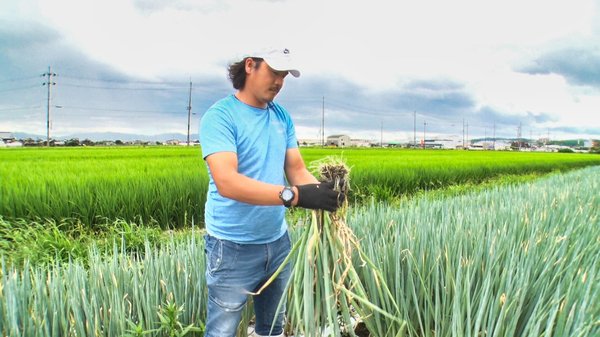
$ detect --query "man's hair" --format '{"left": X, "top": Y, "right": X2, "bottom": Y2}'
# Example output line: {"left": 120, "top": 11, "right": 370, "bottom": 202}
{"left": 228, "top": 57, "right": 263, "bottom": 90}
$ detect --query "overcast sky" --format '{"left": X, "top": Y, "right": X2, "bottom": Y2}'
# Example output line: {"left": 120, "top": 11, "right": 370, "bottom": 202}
{"left": 1, "top": 0, "right": 600, "bottom": 142}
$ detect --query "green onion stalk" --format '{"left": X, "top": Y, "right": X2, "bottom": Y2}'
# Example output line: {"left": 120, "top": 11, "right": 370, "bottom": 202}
{"left": 253, "top": 158, "right": 406, "bottom": 336}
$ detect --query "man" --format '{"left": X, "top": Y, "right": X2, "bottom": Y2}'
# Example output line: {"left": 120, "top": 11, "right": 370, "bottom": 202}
{"left": 199, "top": 48, "right": 343, "bottom": 337}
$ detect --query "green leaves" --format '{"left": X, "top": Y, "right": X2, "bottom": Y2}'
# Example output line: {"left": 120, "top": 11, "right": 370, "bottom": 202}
{"left": 0, "top": 233, "right": 207, "bottom": 336}
{"left": 0, "top": 150, "right": 598, "bottom": 336}
{"left": 349, "top": 165, "right": 600, "bottom": 337}
{"left": 277, "top": 159, "right": 406, "bottom": 337}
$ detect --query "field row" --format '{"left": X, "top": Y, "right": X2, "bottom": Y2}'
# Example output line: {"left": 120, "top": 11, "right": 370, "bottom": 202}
{"left": 1, "top": 147, "right": 600, "bottom": 229}
{"left": 0, "top": 165, "right": 598, "bottom": 336}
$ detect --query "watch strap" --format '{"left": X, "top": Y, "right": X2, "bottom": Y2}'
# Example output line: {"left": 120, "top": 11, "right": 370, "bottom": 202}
{"left": 279, "top": 186, "right": 294, "bottom": 208}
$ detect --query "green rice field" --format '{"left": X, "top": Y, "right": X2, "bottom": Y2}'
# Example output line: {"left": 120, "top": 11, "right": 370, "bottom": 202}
{"left": 2, "top": 146, "right": 599, "bottom": 229}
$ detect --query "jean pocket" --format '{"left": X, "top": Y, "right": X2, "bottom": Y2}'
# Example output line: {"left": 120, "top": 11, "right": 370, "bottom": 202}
{"left": 206, "top": 235, "right": 223, "bottom": 276}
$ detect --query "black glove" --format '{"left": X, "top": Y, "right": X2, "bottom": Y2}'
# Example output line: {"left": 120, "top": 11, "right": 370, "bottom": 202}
{"left": 296, "top": 181, "right": 345, "bottom": 212}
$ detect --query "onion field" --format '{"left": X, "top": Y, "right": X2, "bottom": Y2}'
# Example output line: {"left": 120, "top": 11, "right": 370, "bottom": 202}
{"left": 0, "top": 159, "right": 598, "bottom": 336}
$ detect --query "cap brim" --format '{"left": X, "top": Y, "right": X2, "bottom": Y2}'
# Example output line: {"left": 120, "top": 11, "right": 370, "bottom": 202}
{"left": 263, "top": 58, "right": 301, "bottom": 78}
{"left": 288, "top": 69, "right": 301, "bottom": 78}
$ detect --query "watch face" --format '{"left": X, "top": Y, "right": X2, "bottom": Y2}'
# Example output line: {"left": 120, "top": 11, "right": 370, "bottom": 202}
{"left": 281, "top": 188, "right": 294, "bottom": 201}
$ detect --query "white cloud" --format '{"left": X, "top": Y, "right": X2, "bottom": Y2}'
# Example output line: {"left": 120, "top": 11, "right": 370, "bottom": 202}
{"left": 33, "top": 0, "right": 596, "bottom": 83}
{"left": 2, "top": 0, "right": 599, "bottom": 139}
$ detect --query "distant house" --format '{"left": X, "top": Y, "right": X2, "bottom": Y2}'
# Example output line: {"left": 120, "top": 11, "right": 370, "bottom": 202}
{"left": 470, "top": 141, "right": 496, "bottom": 150}
{"left": 0, "top": 140, "right": 23, "bottom": 147}
{"left": 0, "top": 132, "right": 15, "bottom": 142}
{"left": 350, "top": 138, "right": 372, "bottom": 147}
{"left": 326, "top": 134, "right": 351, "bottom": 147}
{"left": 486, "top": 140, "right": 511, "bottom": 151}
{"left": 418, "top": 138, "right": 461, "bottom": 149}
{"left": 0, "top": 132, "right": 22, "bottom": 147}
{"left": 298, "top": 138, "right": 321, "bottom": 147}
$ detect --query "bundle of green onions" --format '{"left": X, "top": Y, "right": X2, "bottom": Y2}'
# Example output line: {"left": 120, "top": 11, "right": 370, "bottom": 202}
{"left": 254, "top": 158, "right": 406, "bottom": 337}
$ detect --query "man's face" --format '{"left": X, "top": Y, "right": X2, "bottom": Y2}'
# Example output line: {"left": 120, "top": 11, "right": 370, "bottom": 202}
{"left": 245, "top": 58, "right": 288, "bottom": 106}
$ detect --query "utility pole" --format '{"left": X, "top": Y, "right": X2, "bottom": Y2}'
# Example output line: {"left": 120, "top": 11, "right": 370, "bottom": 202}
{"left": 413, "top": 111, "right": 416, "bottom": 148}
{"left": 321, "top": 96, "right": 325, "bottom": 147}
{"left": 42, "top": 66, "right": 56, "bottom": 147}
{"left": 466, "top": 121, "right": 469, "bottom": 149}
{"left": 186, "top": 79, "right": 193, "bottom": 146}
{"left": 380, "top": 121, "right": 383, "bottom": 147}
{"left": 423, "top": 121, "right": 427, "bottom": 149}
{"left": 462, "top": 118, "right": 465, "bottom": 149}
{"left": 517, "top": 122, "right": 522, "bottom": 151}
{"left": 484, "top": 127, "right": 487, "bottom": 150}
{"left": 529, "top": 129, "right": 533, "bottom": 148}
{"left": 493, "top": 121, "right": 496, "bottom": 151}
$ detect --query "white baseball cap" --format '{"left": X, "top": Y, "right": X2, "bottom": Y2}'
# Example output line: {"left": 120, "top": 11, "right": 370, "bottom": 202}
{"left": 247, "top": 48, "right": 301, "bottom": 78}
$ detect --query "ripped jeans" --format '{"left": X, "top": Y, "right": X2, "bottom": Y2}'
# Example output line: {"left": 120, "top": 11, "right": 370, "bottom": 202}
{"left": 203, "top": 232, "right": 292, "bottom": 337}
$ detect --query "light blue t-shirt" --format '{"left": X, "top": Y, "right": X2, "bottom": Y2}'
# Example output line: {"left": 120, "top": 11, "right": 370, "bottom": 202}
{"left": 199, "top": 95, "right": 298, "bottom": 244}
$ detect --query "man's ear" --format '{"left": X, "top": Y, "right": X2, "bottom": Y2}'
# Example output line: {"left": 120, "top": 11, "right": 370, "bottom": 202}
{"left": 245, "top": 58, "right": 255, "bottom": 74}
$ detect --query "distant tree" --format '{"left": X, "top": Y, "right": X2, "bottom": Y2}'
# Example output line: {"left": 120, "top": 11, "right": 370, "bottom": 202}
{"left": 115, "top": 139, "right": 123, "bottom": 145}
{"left": 22, "top": 138, "right": 36, "bottom": 146}
{"left": 557, "top": 148, "right": 574, "bottom": 153}
{"left": 590, "top": 141, "right": 600, "bottom": 154}
{"left": 65, "top": 138, "right": 80, "bottom": 146}
{"left": 81, "top": 139, "right": 95, "bottom": 146}
{"left": 510, "top": 141, "right": 530, "bottom": 150}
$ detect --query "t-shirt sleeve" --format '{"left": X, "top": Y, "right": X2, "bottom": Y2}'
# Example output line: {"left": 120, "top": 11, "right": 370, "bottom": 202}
{"left": 278, "top": 104, "right": 298, "bottom": 149}
{"left": 286, "top": 117, "right": 298, "bottom": 149}
{"left": 199, "top": 107, "right": 236, "bottom": 159}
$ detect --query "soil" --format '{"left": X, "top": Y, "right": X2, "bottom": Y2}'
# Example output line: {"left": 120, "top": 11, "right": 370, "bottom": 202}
{"left": 353, "top": 322, "right": 370, "bottom": 337}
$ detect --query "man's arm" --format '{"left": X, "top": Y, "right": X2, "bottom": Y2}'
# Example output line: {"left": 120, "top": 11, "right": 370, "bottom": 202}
{"left": 206, "top": 149, "right": 340, "bottom": 210}
{"left": 205, "top": 151, "right": 288, "bottom": 205}
{"left": 283, "top": 148, "right": 320, "bottom": 205}
{"left": 284, "top": 148, "right": 318, "bottom": 186}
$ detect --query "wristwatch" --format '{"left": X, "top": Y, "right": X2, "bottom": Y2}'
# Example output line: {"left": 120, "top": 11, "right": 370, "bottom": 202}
{"left": 279, "top": 186, "right": 295, "bottom": 208}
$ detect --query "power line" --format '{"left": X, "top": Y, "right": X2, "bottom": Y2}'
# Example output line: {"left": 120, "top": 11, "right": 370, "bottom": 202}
{"left": 56, "top": 105, "right": 182, "bottom": 114}
{"left": 59, "top": 75, "right": 228, "bottom": 94}
{"left": 60, "top": 74, "right": 192, "bottom": 86}
{"left": 0, "top": 105, "right": 42, "bottom": 112}
{"left": 0, "top": 75, "right": 40, "bottom": 84}
{"left": 0, "top": 85, "right": 42, "bottom": 94}
{"left": 57, "top": 81, "right": 228, "bottom": 96}
{"left": 60, "top": 83, "right": 187, "bottom": 92}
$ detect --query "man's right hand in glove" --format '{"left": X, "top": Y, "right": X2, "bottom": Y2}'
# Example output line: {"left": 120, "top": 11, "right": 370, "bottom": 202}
{"left": 295, "top": 181, "right": 344, "bottom": 212}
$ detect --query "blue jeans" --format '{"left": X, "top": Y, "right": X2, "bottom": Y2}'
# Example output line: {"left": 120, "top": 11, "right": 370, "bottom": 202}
{"left": 204, "top": 232, "right": 292, "bottom": 337}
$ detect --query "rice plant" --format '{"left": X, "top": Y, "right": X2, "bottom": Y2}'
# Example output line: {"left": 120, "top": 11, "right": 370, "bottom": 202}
{"left": 0, "top": 147, "right": 208, "bottom": 230}
{"left": 2, "top": 147, "right": 599, "bottom": 230}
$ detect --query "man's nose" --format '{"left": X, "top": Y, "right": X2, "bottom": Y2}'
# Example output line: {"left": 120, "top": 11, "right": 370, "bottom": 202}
{"left": 274, "top": 75, "right": 285, "bottom": 85}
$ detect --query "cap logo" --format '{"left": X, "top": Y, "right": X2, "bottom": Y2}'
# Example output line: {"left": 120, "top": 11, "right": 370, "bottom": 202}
{"left": 283, "top": 48, "right": 290, "bottom": 54}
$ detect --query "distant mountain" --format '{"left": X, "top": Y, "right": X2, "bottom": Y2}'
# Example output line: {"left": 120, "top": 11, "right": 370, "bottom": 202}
{"left": 13, "top": 132, "right": 192, "bottom": 142}
{"left": 13, "top": 132, "right": 45, "bottom": 140}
